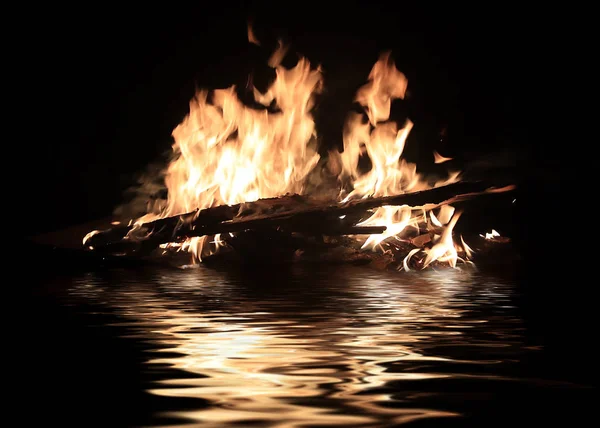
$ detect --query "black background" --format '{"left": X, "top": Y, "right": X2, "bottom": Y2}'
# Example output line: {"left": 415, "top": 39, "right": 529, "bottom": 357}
{"left": 17, "top": 4, "right": 593, "bottom": 426}
{"left": 20, "top": 2, "right": 575, "bottom": 334}
{"left": 23, "top": 2, "right": 536, "bottom": 236}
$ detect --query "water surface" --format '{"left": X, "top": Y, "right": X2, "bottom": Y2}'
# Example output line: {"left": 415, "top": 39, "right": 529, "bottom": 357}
{"left": 28, "top": 263, "right": 593, "bottom": 427}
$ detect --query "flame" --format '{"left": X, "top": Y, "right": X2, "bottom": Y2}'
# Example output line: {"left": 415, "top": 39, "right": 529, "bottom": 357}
{"left": 82, "top": 230, "right": 100, "bottom": 246}
{"left": 134, "top": 42, "right": 323, "bottom": 259}
{"left": 481, "top": 229, "right": 500, "bottom": 240}
{"left": 247, "top": 21, "right": 260, "bottom": 46}
{"left": 121, "top": 43, "right": 473, "bottom": 270}
{"left": 460, "top": 235, "right": 474, "bottom": 258}
{"left": 433, "top": 150, "right": 453, "bottom": 164}
{"left": 335, "top": 52, "right": 465, "bottom": 268}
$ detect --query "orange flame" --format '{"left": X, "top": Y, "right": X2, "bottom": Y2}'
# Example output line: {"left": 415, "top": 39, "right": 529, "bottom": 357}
{"left": 134, "top": 42, "right": 323, "bottom": 259}
{"left": 334, "top": 52, "right": 464, "bottom": 269}
{"left": 123, "top": 42, "right": 474, "bottom": 269}
{"left": 433, "top": 150, "right": 453, "bottom": 164}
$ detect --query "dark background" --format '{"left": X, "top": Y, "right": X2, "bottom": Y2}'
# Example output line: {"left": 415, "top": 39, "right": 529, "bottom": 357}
{"left": 21, "top": 2, "right": 573, "bottom": 322}
{"left": 24, "top": 2, "right": 536, "bottom": 237}
{"left": 17, "top": 5, "right": 593, "bottom": 425}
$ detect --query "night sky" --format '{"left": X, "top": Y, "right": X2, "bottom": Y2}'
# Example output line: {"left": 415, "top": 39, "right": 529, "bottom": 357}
{"left": 27, "top": 3, "right": 535, "bottom": 236}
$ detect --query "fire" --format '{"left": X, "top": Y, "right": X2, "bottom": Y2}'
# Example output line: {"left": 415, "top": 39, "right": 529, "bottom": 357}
{"left": 333, "top": 52, "right": 465, "bottom": 267}
{"left": 433, "top": 151, "right": 453, "bottom": 164}
{"left": 133, "top": 42, "right": 323, "bottom": 259}
{"left": 482, "top": 229, "right": 501, "bottom": 240}
{"left": 119, "top": 37, "right": 474, "bottom": 269}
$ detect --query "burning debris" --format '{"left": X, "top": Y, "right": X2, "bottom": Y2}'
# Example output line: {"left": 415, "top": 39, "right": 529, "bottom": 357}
{"left": 83, "top": 36, "right": 516, "bottom": 271}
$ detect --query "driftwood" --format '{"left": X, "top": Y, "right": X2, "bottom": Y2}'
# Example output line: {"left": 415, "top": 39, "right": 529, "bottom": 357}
{"left": 84, "top": 181, "right": 515, "bottom": 257}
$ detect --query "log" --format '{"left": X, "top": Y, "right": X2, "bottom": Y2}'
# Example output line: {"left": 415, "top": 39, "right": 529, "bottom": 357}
{"left": 190, "top": 184, "right": 515, "bottom": 236}
{"left": 84, "top": 180, "right": 515, "bottom": 255}
{"left": 83, "top": 193, "right": 316, "bottom": 249}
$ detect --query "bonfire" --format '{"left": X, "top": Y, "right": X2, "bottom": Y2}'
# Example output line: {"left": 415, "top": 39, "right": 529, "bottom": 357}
{"left": 83, "top": 30, "right": 514, "bottom": 270}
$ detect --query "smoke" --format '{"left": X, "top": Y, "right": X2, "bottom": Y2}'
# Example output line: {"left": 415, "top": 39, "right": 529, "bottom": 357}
{"left": 112, "top": 155, "right": 171, "bottom": 221}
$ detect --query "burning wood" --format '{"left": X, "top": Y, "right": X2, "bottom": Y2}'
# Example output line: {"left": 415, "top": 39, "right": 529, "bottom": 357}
{"left": 84, "top": 182, "right": 514, "bottom": 264}
{"left": 82, "top": 36, "right": 517, "bottom": 271}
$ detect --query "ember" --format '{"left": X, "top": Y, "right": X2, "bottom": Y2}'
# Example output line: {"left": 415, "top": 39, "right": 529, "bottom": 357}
{"left": 84, "top": 32, "right": 515, "bottom": 270}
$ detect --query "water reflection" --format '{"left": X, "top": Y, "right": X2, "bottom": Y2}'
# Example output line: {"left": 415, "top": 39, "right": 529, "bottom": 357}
{"left": 67, "top": 265, "right": 547, "bottom": 426}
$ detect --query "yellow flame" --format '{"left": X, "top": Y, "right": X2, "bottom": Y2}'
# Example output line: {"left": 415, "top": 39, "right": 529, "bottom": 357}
{"left": 82, "top": 230, "right": 100, "bottom": 246}
{"left": 336, "top": 52, "right": 466, "bottom": 268}
{"left": 122, "top": 45, "right": 472, "bottom": 269}
{"left": 422, "top": 211, "right": 462, "bottom": 269}
{"left": 134, "top": 45, "right": 323, "bottom": 258}
{"left": 460, "top": 235, "right": 474, "bottom": 258}
{"left": 481, "top": 229, "right": 501, "bottom": 240}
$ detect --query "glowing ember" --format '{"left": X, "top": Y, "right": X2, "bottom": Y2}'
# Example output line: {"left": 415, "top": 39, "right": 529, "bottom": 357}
{"left": 104, "top": 34, "right": 486, "bottom": 270}
{"left": 481, "top": 229, "right": 501, "bottom": 240}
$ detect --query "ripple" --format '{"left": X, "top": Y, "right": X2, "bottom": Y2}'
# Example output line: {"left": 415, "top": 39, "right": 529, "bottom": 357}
{"left": 48, "top": 265, "right": 589, "bottom": 426}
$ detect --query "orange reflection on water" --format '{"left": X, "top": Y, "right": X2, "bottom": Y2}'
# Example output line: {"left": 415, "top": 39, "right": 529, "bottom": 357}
{"left": 146, "top": 310, "right": 379, "bottom": 426}
{"left": 71, "top": 267, "right": 520, "bottom": 427}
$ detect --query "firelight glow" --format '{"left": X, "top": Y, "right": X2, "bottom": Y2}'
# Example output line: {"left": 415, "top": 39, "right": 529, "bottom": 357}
{"left": 118, "top": 35, "right": 474, "bottom": 269}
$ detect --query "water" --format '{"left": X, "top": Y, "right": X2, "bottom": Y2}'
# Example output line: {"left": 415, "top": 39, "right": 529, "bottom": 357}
{"left": 26, "top": 262, "right": 593, "bottom": 427}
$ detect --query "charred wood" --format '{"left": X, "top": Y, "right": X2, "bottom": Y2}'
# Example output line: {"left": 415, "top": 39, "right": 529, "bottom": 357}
{"left": 84, "top": 181, "right": 515, "bottom": 256}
